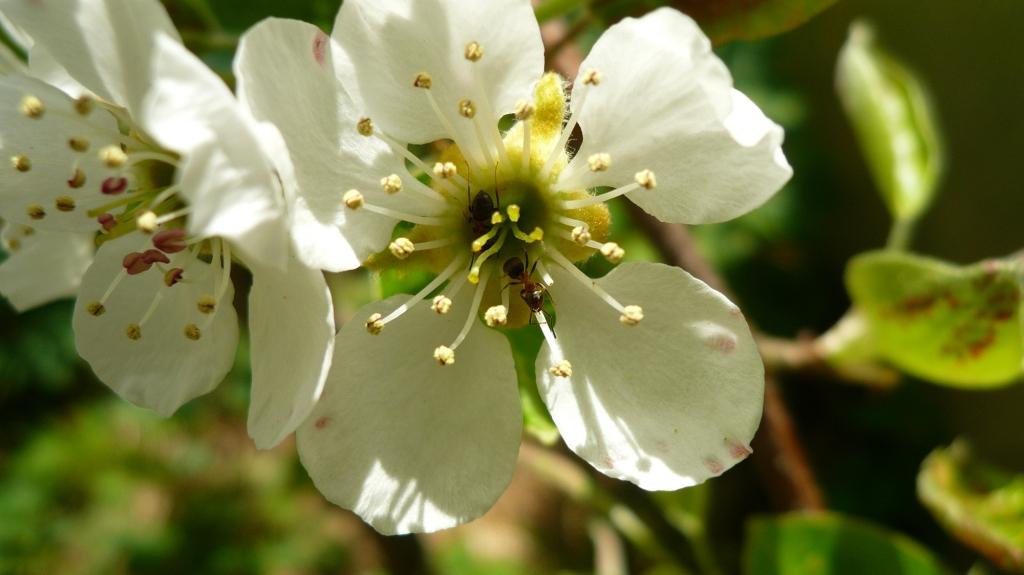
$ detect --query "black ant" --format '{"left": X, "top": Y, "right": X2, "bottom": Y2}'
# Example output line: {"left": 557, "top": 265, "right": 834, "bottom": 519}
{"left": 503, "top": 252, "right": 549, "bottom": 318}
{"left": 465, "top": 164, "right": 502, "bottom": 237}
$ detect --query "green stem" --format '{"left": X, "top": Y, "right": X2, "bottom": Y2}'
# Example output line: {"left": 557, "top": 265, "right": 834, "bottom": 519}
{"left": 886, "top": 217, "right": 917, "bottom": 251}
{"left": 534, "top": 0, "right": 589, "bottom": 23}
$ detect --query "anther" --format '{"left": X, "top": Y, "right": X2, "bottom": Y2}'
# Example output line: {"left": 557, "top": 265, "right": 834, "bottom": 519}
{"left": 55, "top": 196, "right": 76, "bottom": 212}
{"left": 600, "top": 242, "right": 625, "bottom": 263}
{"left": 458, "top": 99, "right": 476, "bottom": 119}
{"left": 549, "top": 360, "right": 573, "bottom": 378}
{"left": 484, "top": 305, "right": 508, "bottom": 327}
{"left": 26, "top": 205, "right": 45, "bottom": 220}
{"left": 101, "top": 176, "right": 129, "bottom": 195}
{"left": 86, "top": 301, "right": 106, "bottom": 316}
{"left": 433, "top": 345, "right": 455, "bottom": 366}
{"left": 11, "top": 155, "right": 31, "bottom": 172}
{"left": 99, "top": 145, "right": 128, "bottom": 168}
{"left": 164, "top": 268, "right": 184, "bottom": 287}
{"left": 68, "top": 137, "right": 90, "bottom": 152}
{"left": 153, "top": 229, "right": 188, "bottom": 254}
{"left": 365, "top": 312, "right": 384, "bottom": 335}
{"left": 136, "top": 211, "right": 158, "bottom": 234}
{"left": 588, "top": 153, "right": 611, "bottom": 172}
{"left": 635, "top": 169, "right": 657, "bottom": 189}
{"left": 433, "top": 161, "right": 457, "bottom": 179}
{"left": 413, "top": 72, "right": 433, "bottom": 89}
{"left": 490, "top": 211, "right": 504, "bottom": 225}
{"left": 122, "top": 252, "right": 151, "bottom": 275}
{"left": 184, "top": 324, "right": 201, "bottom": 341}
{"left": 97, "top": 213, "right": 116, "bottom": 231}
{"left": 19, "top": 95, "right": 44, "bottom": 118}
{"left": 581, "top": 68, "right": 602, "bottom": 86}
{"left": 514, "top": 100, "right": 535, "bottom": 121}
{"left": 343, "top": 189, "right": 364, "bottom": 209}
{"left": 506, "top": 204, "right": 521, "bottom": 222}
{"left": 126, "top": 323, "right": 142, "bottom": 341}
{"left": 356, "top": 117, "right": 374, "bottom": 136}
{"left": 74, "top": 95, "right": 93, "bottom": 116}
{"left": 388, "top": 237, "right": 415, "bottom": 259}
{"left": 67, "top": 169, "right": 87, "bottom": 189}
{"left": 197, "top": 295, "right": 217, "bottom": 314}
{"left": 431, "top": 295, "right": 453, "bottom": 315}
{"left": 380, "top": 174, "right": 402, "bottom": 194}
{"left": 620, "top": 305, "right": 644, "bottom": 326}
{"left": 464, "top": 41, "right": 484, "bottom": 62}
{"left": 570, "top": 226, "right": 591, "bottom": 245}
{"left": 20, "top": 226, "right": 34, "bottom": 236}
{"left": 5, "top": 238, "right": 19, "bottom": 251}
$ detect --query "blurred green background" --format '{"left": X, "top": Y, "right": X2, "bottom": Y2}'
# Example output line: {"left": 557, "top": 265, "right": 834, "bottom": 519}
{"left": 1, "top": 0, "right": 1022, "bottom": 573}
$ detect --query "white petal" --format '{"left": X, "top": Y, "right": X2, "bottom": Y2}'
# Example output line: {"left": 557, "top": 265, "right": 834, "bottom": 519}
{"left": 247, "top": 253, "right": 335, "bottom": 449}
{"left": 72, "top": 235, "right": 238, "bottom": 416}
{"left": 27, "top": 44, "right": 90, "bottom": 97}
{"left": 139, "top": 34, "right": 287, "bottom": 270}
{"left": 0, "top": 74, "right": 123, "bottom": 233}
{"left": 297, "top": 289, "right": 521, "bottom": 534}
{"left": 537, "top": 261, "right": 763, "bottom": 490}
{"left": 235, "top": 18, "right": 440, "bottom": 272}
{"left": 0, "top": 0, "right": 181, "bottom": 114}
{"left": 333, "top": 0, "right": 544, "bottom": 148}
{"left": 0, "top": 222, "right": 93, "bottom": 311}
{"left": 558, "top": 8, "right": 792, "bottom": 224}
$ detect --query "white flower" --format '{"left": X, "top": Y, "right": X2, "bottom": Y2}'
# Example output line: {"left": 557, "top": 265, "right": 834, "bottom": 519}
{"left": 0, "top": 0, "right": 335, "bottom": 449}
{"left": 235, "top": 1, "right": 791, "bottom": 534}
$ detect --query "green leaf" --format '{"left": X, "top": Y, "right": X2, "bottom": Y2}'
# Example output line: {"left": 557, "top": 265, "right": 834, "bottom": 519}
{"left": 918, "top": 441, "right": 1024, "bottom": 571}
{"left": 846, "top": 251, "right": 1022, "bottom": 387}
{"left": 836, "top": 21, "right": 943, "bottom": 222}
{"left": 588, "top": 0, "right": 837, "bottom": 45}
{"left": 744, "top": 512, "right": 953, "bottom": 575}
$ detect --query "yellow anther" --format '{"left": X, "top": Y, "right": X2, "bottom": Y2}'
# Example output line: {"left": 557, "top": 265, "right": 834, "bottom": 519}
{"left": 588, "top": 153, "right": 611, "bottom": 172}
{"left": 126, "top": 323, "right": 142, "bottom": 340}
{"left": 19, "top": 95, "right": 44, "bottom": 118}
{"left": 184, "top": 324, "right": 202, "bottom": 341}
{"left": 343, "top": 189, "right": 364, "bottom": 209}
{"left": 464, "top": 41, "right": 484, "bottom": 62}
{"left": 55, "top": 196, "right": 76, "bottom": 212}
{"left": 68, "top": 169, "right": 87, "bottom": 189}
{"left": 197, "top": 295, "right": 217, "bottom": 314}
{"left": 490, "top": 211, "right": 504, "bottom": 225}
{"left": 620, "top": 305, "right": 644, "bottom": 326}
{"left": 431, "top": 295, "right": 453, "bottom": 315}
{"left": 136, "top": 211, "right": 158, "bottom": 233}
{"left": 26, "top": 205, "right": 45, "bottom": 220}
{"left": 432, "top": 161, "right": 457, "bottom": 179}
{"left": 484, "top": 305, "right": 508, "bottom": 327}
{"left": 380, "top": 174, "right": 403, "bottom": 194}
{"left": 581, "top": 68, "right": 602, "bottom": 86}
{"left": 570, "top": 226, "right": 591, "bottom": 245}
{"left": 635, "top": 169, "right": 657, "bottom": 189}
{"left": 87, "top": 302, "right": 106, "bottom": 316}
{"left": 365, "top": 312, "right": 384, "bottom": 335}
{"left": 467, "top": 269, "right": 480, "bottom": 284}
{"left": 68, "top": 137, "right": 90, "bottom": 152}
{"left": 433, "top": 345, "right": 455, "bottom": 366}
{"left": 413, "top": 72, "right": 433, "bottom": 89}
{"left": 11, "top": 155, "right": 31, "bottom": 172}
{"left": 458, "top": 99, "right": 476, "bottom": 118}
{"left": 514, "top": 100, "right": 535, "bottom": 121}
{"left": 600, "top": 242, "right": 625, "bottom": 264}
{"left": 549, "top": 360, "right": 573, "bottom": 378}
{"left": 357, "top": 117, "right": 374, "bottom": 136}
{"left": 506, "top": 204, "right": 521, "bottom": 222}
{"left": 74, "top": 95, "right": 93, "bottom": 116}
{"left": 388, "top": 237, "right": 415, "bottom": 259}
{"left": 99, "top": 145, "right": 128, "bottom": 168}
{"left": 529, "top": 227, "right": 544, "bottom": 242}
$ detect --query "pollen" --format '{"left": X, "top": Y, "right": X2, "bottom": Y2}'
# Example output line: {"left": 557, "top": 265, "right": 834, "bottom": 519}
{"left": 197, "top": 295, "right": 217, "bottom": 314}
{"left": 11, "top": 155, "right": 31, "bottom": 172}
{"left": 356, "top": 117, "right": 374, "bottom": 136}
{"left": 635, "top": 169, "right": 657, "bottom": 189}
{"left": 549, "top": 360, "right": 573, "bottom": 378}
{"left": 600, "top": 242, "right": 625, "bottom": 263}
{"left": 380, "top": 174, "right": 403, "bottom": 194}
{"left": 343, "top": 189, "right": 365, "bottom": 209}
{"left": 484, "top": 305, "right": 508, "bottom": 327}
{"left": 458, "top": 99, "right": 476, "bottom": 119}
{"left": 588, "top": 153, "right": 611, "bottom": 172}
{"left": 413, "top": 72, "right": 433, "bottom": 89}
{"left": 433, "top": 161, "right": 457, "bottom": 179}
{"left": 99, "top": 145, "right": 128, "bottom": 168}
{"left": 184, "top": 324, "right": 201, "bottom": 341}
{"left": 87, "top": 302, "right": 106, "bottom": 316}
{"left": 464, "top": 41, "right": 484, "bottom": 62}
{"left": 136, "top": 211, "right": 158, "bottom": 234}
{"left": 126, "top": 323, "right": 142, "bottom": 341}
{"left": 433, "top": 345, "right": 455, "bottom": 366}
{"left": 26, "top": 205, "right": 45, "bottom": 220}
{"left": 514, "top": 100, "right": 535, "bottom": 121}
{"left": 67, "top": 169, "right": 87, "bottom": 188}
{"left": 581, "top": 68, "right": 602, "bottom": 86}
{"left": 431, "top": 295, "right": 452, "bottom": 315}
{"left": 55, "top": 196, "right": 76, "bottom": 212}
{"left": 620, "top": 305, "right": 644, "bottom": 326}
{"left": 388, "top": 237, "right": 414, "bottom": 259}
{"left": 570, "top": 226, "right": 591, "bottom": 245}
{"left": 74, "top": 95, "right": 94, "bottom": 115}
{"left": 19, "top": 95, "right": 44, "bottom": 118}
{"left": 365, "top": 312, "right": 384, "bottom": 335}
{"left": 68, "top": 137, "right": 90, "bottom": 152}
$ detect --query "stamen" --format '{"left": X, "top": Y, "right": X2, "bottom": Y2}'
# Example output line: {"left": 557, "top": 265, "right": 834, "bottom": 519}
{"left": 557, "top": 215, "right": 589, "bottom": 231}
{"left": 197, "top": 295, "right": 217, "bottom": 314}
{"left": 516, "top": 100, "right": 535, "bottom": 175}
{"left": 356, "top": 117, "right": 374, "bottom": 136}
{"left": 184, "top": 324, "right": 202, "bottom": 341}
{"left": 415, "top": 74, "right": 482, "bottom": 170}
{"left": 549, "top": 360, "right": 573, "bottom": 378}
{"left": 467, "top": 62, "right": 513, "bottom": 169}
{"left": 101, "top": 176, "right": 130, "bottom": 195}
{"left": 464, "top": 41, "right": 484, "bottom": 62}
{"left": 588, "top": 153, "right": 611, "bottom": 172}
{"left": 342, "top": 188, "right": 449, "bottom": 226}
{"left": 366, "top": 312, "right": 384, "bottom": 335}
{"left": 510, "top": 222, "right": 544, "bottom": 243}
{"left": 468, "top": 229, "right": 507, "bottom": 283}
{"left": 599, "top": 242, "right": 625, "bottom": 263}
{"left": 388, "top": 237, "right": 415, "bottom": 259}
{"left": 374, "top": 131, "right": 460, "bottom": 197}
{"left": 377, "top": 254, "right": 468, "bottom": 329}
{"left": 26, "top": 205, "right": 45, "bottom": 220}
{"left": 55, "top": 196, "right": 76, "bottom": 212}
{"left": 11, "top": 155, "right": 31, "bottom": 172}
{"left": 431, "top": 295, "right": 453, "bottom": 315}
{"left": 484, "top": 305, "right": 507, "bottom": 327}
{"left": 413, "top": 237, "right": 453, "bottom": 251}
{"left": 380, "top": 174, "right": 403, "bottom": 194}
{"left": 559, "top": 170, "right": 657, "bottom": 210}
{"left": 570, "top": 226, "right": 591, "bottom": 245}
{"left": 74, "top": 96, "right": 94, "bottom": 116}
{"left": 438, "top": 263, "right": 493, "bottom": 365}
{"left": 137, "top": 291, "right": 165, "bottom": 327}
{"left": 87, "top": 302, "right": 106, "bottom": 316}
{"left": 69, "top": 137, "right": 90, "bottom": 152}
{"left": 67, "top": 169, "right": 87, "bottom": 189}
{"left": 99, "top": 146, "right": 128, "bottom": 168}
{"left": 506, "top": 204, "right": 521, "bottom": 222}
{"left": 545, "top": 245, "right": 641, "bottom": 324}
{"left": 620, "top": 305, "right": 644, "bottom": 326}
{"left": 581, "top": 68, "right": 602, "bottom": 86}
{"left": 126, "top": 323, "right": 142, "bottom": 341}
{"left": 538, "top": 315, "right": 570, "bottom": 375}
{"left": 136, "top": 211, "right": 158, "bottom": 233}
{"left": 433, "top": 345, "right": 455, "bottom": 366}
{"left": 471, "top": 225, "right": 501, "bottom": 253}
{"left": 20, "top": 95, "right": 45, "bottom": 118}
{"left": 201, "top": 240, "right": 232, "bottom": 331}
